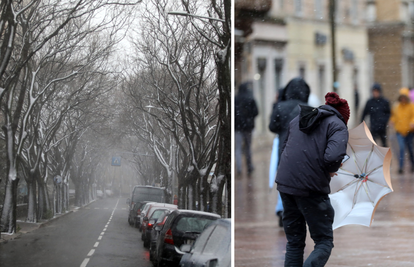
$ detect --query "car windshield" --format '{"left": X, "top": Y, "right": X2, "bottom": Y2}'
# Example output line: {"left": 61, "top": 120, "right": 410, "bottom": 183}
{"left": 132, "top": 187, "right": 165, "bottom": 203}
{"left": 174, "top": 216, "right": 216, "bottom": 233}
{"left": 150, "top": 209, "right": 167, "bottom": 220}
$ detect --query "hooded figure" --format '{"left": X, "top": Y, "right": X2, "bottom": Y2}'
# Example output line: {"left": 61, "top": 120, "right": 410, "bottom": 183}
{"left": 269, "top": 77, "right": 310, "bottom": 160}
{"left": 275, "top": 92, "right": 349, "bottom": 267}
{"left": 235, "top": 82, "right": 258, "bottom": 132}
{"left": 361, "top": 83, "right": 390, "bottom": 147}
{"left": 235, "top": 81, "right": 258, "bottom": 174}
{"left": 390, "top": 87, "right": 414, "bottom": 173}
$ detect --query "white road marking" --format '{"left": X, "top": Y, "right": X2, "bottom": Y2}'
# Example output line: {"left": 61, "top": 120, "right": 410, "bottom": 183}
{"left": 80, "top": 199, "right": 120, "bottom": 267}
{"left": 87, "top": 249, "right": 95, "bottom": 256}
{"left": 80, "top": 258, "right": 89, "bottom": 267}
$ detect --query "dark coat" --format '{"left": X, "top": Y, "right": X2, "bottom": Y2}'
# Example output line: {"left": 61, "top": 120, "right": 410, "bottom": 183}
{"left": 235, "top": 82, "right": 258, "bottom": 131}
{"left": 269, "top": 78, "right": 310, "bottom": 159}
{"left": 276, "top": 105, "right": 349, "bottom": 197}
{"left": 361, "top": 97, "right": 391, "bottom": 132}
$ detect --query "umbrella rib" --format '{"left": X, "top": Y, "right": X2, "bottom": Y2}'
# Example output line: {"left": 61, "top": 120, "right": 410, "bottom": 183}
{"left": 353, "top": 180, "right": 363, "bottom": 208}
{"left": 363, "top": 144, "right": 375, "bottom": 174}
{"left": 366, "top": 178, "right": 390, "bottom": 188}
{"left": 348, "top": 143, "right": 363, "bottom": 174}
{"left": 336, "top": 179, "right": 359, "bottom": 192}
{"left": 366, "top": 165, "right": 383, "bottom": 176}
{"left": 337, "top": 170, "right": 356, "bottom": 177}
{"left": 363, "top": 182, "right": 375, "bottom": 206}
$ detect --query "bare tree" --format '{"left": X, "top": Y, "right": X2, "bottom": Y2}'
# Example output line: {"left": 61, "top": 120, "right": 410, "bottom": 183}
{"left": 180, "top": 0, "right": 231, "bottom": 216}
{"left": 0, "top": 0, "right": 141, "bottom": 233}
{"left": 122, "top": 0, "right": 224, "bottom": 211}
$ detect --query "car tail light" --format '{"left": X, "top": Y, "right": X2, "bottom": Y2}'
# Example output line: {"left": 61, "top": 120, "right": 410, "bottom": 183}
{"left": 164, "top": 229, "right": 174, "bottom": 245}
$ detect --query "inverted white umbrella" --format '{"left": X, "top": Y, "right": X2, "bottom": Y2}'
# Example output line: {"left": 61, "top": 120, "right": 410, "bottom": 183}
{"left": 329, "top": 122, "right": 393, "bottom": 230}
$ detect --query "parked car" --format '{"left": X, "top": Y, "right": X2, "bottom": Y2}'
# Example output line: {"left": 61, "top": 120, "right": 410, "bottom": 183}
{"left": 141, "top": 202, "right": 178, "bottom": 233}
{"left": 149, "top": 210, "right": 172, "bottom": 262}
{"left": 138, "top": 202, "right": 157, "bottom": 232}
{"left": 153, "top": 210, "right": 221, "bottom": 267}
{"left": 179, "top": 219, "right": 231, "bottom": 267}
{"left": 127, "top": 185, "right": 168, "bottom": 226}
{"left": 142, "top": 208, "right": 175, "bottom": 248}
{"left": 96, "top": 190, "right": 103, "bottom": 199}
{"left": 129, "top": 201, "right": 152, "bottom": 228}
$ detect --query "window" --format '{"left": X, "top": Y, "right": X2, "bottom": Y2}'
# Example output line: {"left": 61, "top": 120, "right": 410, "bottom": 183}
{"left": 315, "top": 0, "right": 323, "bottom": 19}
{"left": 274, "top": 59, "right": 283, "bottom": 92}
{"left": 192, "top": 226, "right": 216, "bottom": 254}
{"left": 174, "top": 216, "right": 215, "bottom": 232}
{"left": 318, "top": 65, "right": 325, "bottom": 96}
{"left": 333, "top": 0, "right": 342, "bottom": 23}
{"left": 295, "top": 0, "right": 303, "bottom": 16}
{"left": 401, "top": 1, "right": 410, "bottom": 23}
{"left": 202, "top": 225, "right": 227, "bottom": 254}
{"left": 351, "top": 0, "right": 358, "bottom": 23}
{"left": 366, "top": 0, "right": 376, "bottom": 22}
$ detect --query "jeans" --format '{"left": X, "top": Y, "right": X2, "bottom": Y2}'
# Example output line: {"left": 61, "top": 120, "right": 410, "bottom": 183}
{"left": 280, "top": 192, "right": 334, "bottom": 267}
{"left": 235, "top": 130, "right": 253, "bottom": 173}
{"left": 396, "top": 132, "right": 414, "bottom": 170}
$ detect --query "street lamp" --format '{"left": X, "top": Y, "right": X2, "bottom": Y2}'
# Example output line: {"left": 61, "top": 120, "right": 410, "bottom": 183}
{"left": 167, "top": 11, "right": 225, "bottom": 22}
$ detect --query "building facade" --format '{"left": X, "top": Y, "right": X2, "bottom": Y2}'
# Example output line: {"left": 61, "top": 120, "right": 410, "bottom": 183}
{"left": 367, "top": 0, "right": 414, "bottom": 102}
{"left": 236, "top": 0, "right": 372, "bottom": 134}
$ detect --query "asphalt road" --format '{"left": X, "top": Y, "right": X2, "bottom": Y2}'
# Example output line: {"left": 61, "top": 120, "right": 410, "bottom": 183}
{"left": 0, "top": 198, "right": 152, "bottom": 267}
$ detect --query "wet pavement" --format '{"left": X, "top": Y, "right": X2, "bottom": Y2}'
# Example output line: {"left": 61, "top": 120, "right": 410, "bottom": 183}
{"left": 235, "top": 134, "right": 414, "bottom": 267}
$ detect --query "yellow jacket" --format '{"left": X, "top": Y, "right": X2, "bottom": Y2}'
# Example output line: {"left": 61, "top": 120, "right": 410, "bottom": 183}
{"left": 390, "top": 102, "right": 414, "bottom": 136}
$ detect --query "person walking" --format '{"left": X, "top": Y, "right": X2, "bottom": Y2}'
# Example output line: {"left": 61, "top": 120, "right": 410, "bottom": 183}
{"left": 269, "top": 77, "right": 310, "bottom": 225}
{"left": 276, "top": 92, "right": 350, "bottom": 267}
{"left": 235, "top": 81, "right": 258, "bottom": 175}
{"left": 390, "top": 87, "right": 414, "bottom": 174}
{"left": 361, "top": 83, "right": 391, "bottom": 147}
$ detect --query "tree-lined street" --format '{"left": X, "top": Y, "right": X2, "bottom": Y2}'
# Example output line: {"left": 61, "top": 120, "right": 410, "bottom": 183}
{"left": 0, "top": 0, "right": 230, "bottom": 237}
{"left": 0, "top": 198, "right": 152, "bottom": 267}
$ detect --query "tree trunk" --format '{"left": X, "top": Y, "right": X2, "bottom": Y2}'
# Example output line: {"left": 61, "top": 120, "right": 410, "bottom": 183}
{"left": 0, "top": 178, "right": 19, "bottom": 233}
{"left": 74, "top": 180, "right": 81, "bottom": 207}
{"left": 26, "top": 175, "right": 37, "bottom": 222}
{"left": 63, "top": 182, "right": 68, "bottom": 212}
{"left": 36, "top": 176, "right": 50, "bottom": 220}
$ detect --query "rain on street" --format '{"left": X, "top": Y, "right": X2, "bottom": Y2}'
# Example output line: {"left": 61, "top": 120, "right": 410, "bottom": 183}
{"left": 0, "top": 198, "right": 152, "bottom": 267}
{"left": 235, "top": 134, "right": 414, "bottom": 267}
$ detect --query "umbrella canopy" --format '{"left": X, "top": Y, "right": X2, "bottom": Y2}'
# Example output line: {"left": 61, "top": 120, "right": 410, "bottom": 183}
{"left": 329, "top": 121, "right": 393, "bottom": 230}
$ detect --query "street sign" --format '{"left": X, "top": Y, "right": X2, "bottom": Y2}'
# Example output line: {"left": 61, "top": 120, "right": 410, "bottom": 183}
{"left": 112, "top": 156, "right": 121, "bottom": 166}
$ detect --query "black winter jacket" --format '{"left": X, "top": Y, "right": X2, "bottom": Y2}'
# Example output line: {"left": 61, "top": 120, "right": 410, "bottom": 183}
{"left": 235, "top": 82, "right": 258, "bottom": 131}
{"left": 276, "top": 105, "right": 349, "bottom": 197}
{"left": 361, "top": 97, "right": 390, "bottom": 132}
{"left": 269, "top": 78, "right": 310, "bottom": 159}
